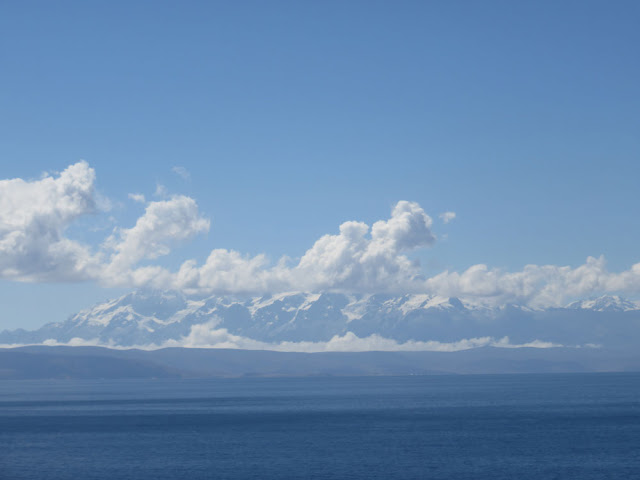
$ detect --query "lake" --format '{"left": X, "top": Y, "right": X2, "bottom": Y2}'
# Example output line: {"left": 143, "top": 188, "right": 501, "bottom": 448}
{"left": 1, "top": 373, "right": 639, "bottom": 479}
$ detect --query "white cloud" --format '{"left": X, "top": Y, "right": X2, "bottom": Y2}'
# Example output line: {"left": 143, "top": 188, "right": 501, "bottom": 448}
{"left": 439, "top": 211, "right": 456, "bottom": 224}
{"left": 42, "top": 337, "right": 107, "bottom": 347}
{"left": 162, "top": 324, "right": 564, "bottom": 352}
{"left": 174, "top": 249, "right": 287, "bottom": 294}
{"left": 423, "top": 255, "right": 636, "bottom": 307}
{"left": 172, "top": 166, "right": 190, "bottom": 180}
{"left": 167, "top": 236, "right": 640, "bottom": 308}
{"left": 165, "top": 250, "right": 640, "bottom": 308}
{"left": 0, "top": 161, "right": 101, "bottom": 281}
{"left": 4, "top": 162, "right": 640, "bottom": 309}
{"left": 170, "top": 200, "right": 437, "bottom": 294}
{"left": 290, "top": 200, "right": 435, "bottom": 292}
{"left": 3, "top": 331, "right": 566, "bottom": 352}
{"left": 0, "top": 163, "right": 211, "bottom": 286}
{"left": 103, "top": 195, "right": 210, "bottom": 280}
{"left": 128, "top": 193, "right": 146, "bottom": 203}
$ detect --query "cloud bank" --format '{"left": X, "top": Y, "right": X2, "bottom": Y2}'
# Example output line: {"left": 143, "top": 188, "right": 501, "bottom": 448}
{"left": 21, "top": 329, "right": 564, "bottom": 353}
{"left": 165, "top": 325, "right": 564, "bottom": 352}
{"left": 2, "top": 161, "right": 640, "bottom": 307}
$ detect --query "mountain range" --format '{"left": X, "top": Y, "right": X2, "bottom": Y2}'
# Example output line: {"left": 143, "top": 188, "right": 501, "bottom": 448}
{"left": 2, "top": 291, "right": 640, "bottom": 351}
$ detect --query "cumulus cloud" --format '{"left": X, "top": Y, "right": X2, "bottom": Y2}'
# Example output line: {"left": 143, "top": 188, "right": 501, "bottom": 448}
{"left": 423, "top": 255, "right": 640, "bottom": 307}
{"left": 4, "top": 162, "right": 640, "bottom": 308}
{"left": 439, "top": 211, "right": 456, "bottom": 224}
{"left": 291, "top": 201, "right": 435, "bottom": 291}
{"left": 0, "top": 162, "right": 210, "bottom": 286}
{"left": 169, "top": 251, "right": 640, "bottom": 308}
{"left": 0, "top": 161, "right": 101, "bottom": 281}
{"left": 165, "top": 223, "right": 640, "bottom": 307}
{"left": 171, "top": 200, "right": 437, "bottom": 294}
{"left": 174, "top": 250, "right": 287, "bottom": 294}
{"left": 103, "top": 195, "right": 210, "bottom": 280}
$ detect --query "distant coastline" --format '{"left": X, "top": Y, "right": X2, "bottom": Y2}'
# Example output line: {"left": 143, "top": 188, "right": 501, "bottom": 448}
{"left": 2, "top": 345, "right": 639, "bottom": 380}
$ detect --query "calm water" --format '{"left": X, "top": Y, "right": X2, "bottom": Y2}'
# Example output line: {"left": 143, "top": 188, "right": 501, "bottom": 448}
{"left": 1, "top": 373, "right": 639, "bottom": 479}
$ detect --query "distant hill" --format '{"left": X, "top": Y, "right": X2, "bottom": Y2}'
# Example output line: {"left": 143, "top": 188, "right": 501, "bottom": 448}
{"left": 0, "top": 349, "right": 178, "bottom": 379}
{"left": 1, "top": 345, "right": 639, "bottom": 379}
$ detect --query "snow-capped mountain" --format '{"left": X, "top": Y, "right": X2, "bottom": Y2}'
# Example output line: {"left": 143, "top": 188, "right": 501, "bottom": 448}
{"left": 567, "top": 295, "right": 639, "bottom": 312}
{"left": 2, "top": 291, "right": 640, "bottom": 349}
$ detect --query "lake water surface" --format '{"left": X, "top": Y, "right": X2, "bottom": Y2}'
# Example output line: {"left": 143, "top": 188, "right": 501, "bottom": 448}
{"left": 1, "top": 373, "right": 639, "bottom": 479}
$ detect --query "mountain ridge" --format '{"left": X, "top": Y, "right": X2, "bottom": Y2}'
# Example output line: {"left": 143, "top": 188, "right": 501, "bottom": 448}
{"left": 2, "top": 291, "right": 640, "bottom": 351}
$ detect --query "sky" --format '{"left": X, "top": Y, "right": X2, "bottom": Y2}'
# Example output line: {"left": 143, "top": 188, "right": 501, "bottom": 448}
{"left": 1, "top": 1, "right": 640, "bottom": 330}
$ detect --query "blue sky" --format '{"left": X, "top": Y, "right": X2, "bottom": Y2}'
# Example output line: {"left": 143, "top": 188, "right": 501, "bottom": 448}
{"left": 1, "top": 1, "right": 640, "bottom": 329}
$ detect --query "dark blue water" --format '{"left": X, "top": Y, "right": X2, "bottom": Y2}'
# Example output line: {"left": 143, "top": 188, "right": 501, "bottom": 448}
{"left": 1, "top": 373, "right": 639, "bottom": 479}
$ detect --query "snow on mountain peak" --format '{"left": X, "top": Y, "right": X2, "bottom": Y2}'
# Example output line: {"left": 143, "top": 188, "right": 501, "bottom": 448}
{"left": 567, "top": 295, "right": 639, "bottom": 312}
{"left": 4, "top": 290, "right": 640, "bottom": 350}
